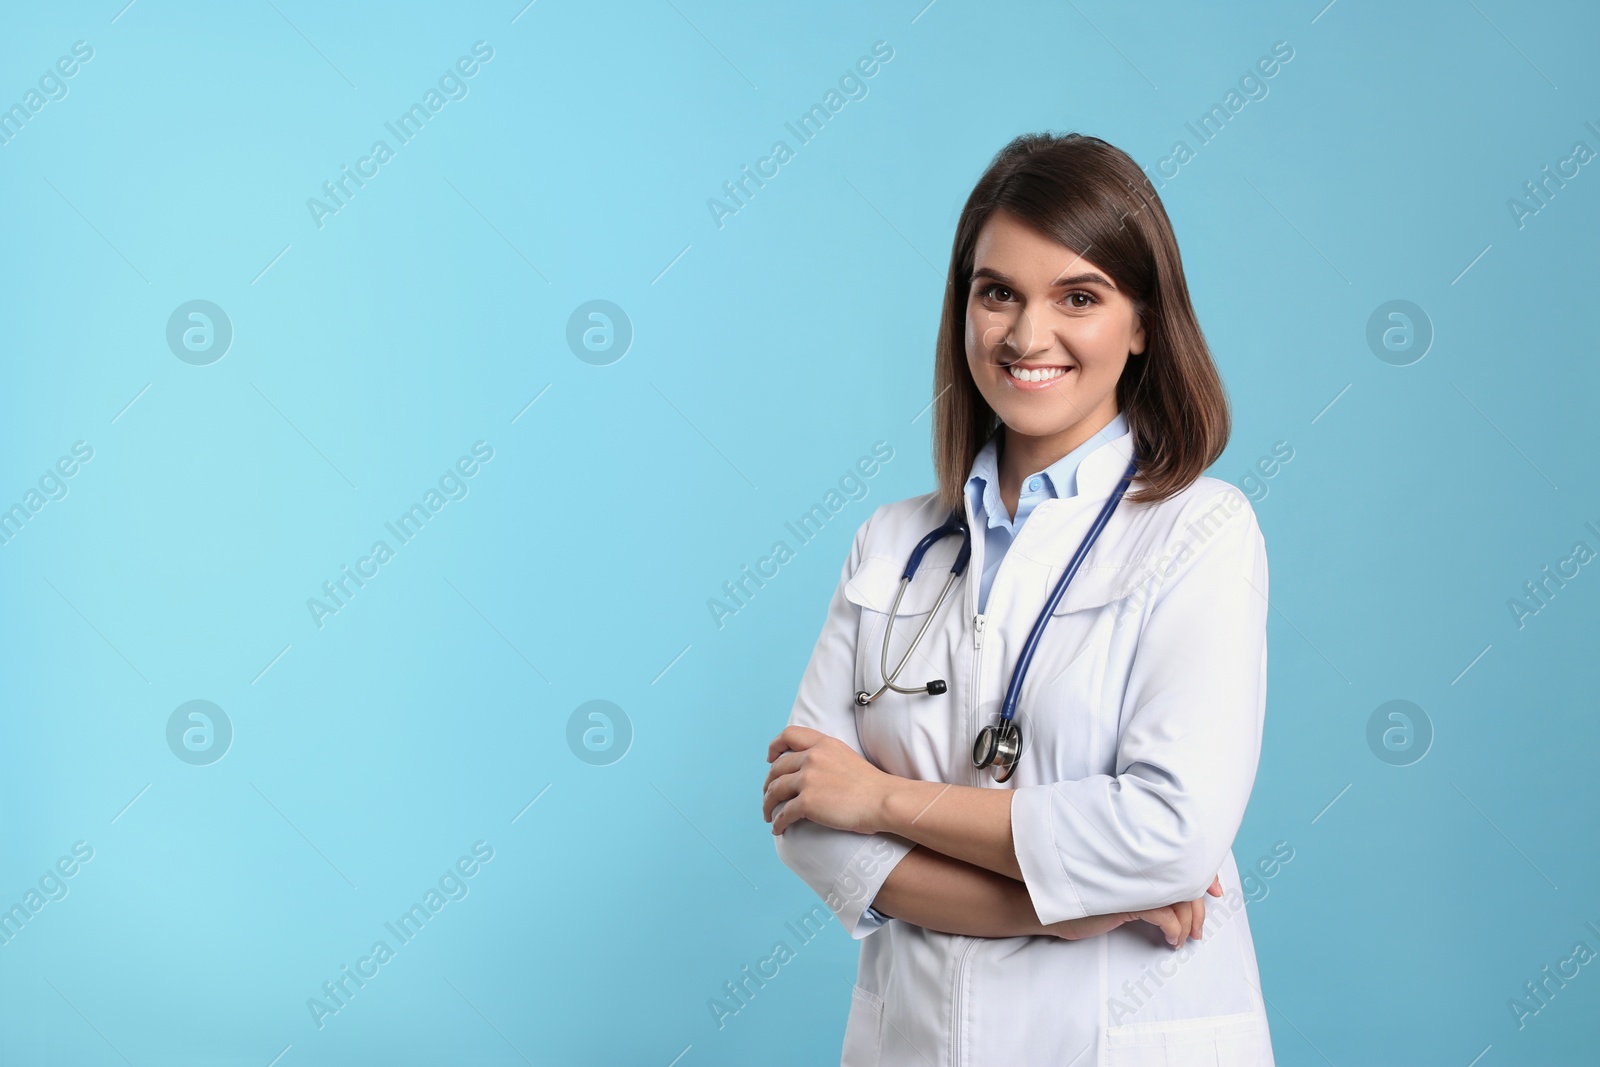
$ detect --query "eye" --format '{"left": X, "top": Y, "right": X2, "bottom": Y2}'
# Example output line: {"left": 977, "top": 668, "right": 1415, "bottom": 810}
{"left": 1064, "top": 290, "right": 1098, "bottom": 309}
{"left": 976, "top": 282, "right": 1013, "bottom": 302}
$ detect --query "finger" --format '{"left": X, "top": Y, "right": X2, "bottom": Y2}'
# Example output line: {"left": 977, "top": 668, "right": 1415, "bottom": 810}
{"left": 1136, "top": 906, "right": 1181, "bottom": 947}
{"left": 770, "top": 796, "right": 806, "bottom": 835}
{"left": 1190, "top": 895, "right": 1205, "bottom": 941}
{"left": 762, "top": 770, "right": 800, "bottom": 824}
{"left": 1207, "top": 875, "right": 1223, "bottom": 897}
{"left": 762, "top": 751, "right": 801, "bottom": 795}
{"left": 1169, "top": 901, "right": 1191, "bottom": 947}
{"left": 765, "top": 731, "right": 792, "bottom": 763}
{"left": 766, "top": 725, "right": 821, "bottom": 763}
{"left": 1155, "top": 907, "right": 1181, "bottom": 947}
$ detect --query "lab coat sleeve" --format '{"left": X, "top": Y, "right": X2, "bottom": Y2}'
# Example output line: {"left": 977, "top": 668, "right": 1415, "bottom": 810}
{"left": 1010, "top": 486, "right": 1269, "bottom": 924}
{"left": 773, "top": 510, "right": 917, "bottom": 940}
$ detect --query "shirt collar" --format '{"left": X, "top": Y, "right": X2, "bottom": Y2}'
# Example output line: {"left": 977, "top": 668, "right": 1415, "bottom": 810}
{"left": 964, "top": 411, "right": 1132, "bottom": 528}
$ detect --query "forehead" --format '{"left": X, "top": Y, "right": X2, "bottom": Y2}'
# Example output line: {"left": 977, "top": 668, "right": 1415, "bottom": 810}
{"left": 971, "top": 210, "right": 1114, "bottom": 288}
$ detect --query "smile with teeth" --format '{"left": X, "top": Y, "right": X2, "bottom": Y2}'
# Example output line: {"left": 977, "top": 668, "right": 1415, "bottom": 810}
{"left": 1007, "top": 364, "right": 1072, "bottom": 383}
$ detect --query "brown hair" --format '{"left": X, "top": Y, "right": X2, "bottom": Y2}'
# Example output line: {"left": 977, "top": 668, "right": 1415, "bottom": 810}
{"left": 932, "top": 131, "right": 1230, "bottom": 509}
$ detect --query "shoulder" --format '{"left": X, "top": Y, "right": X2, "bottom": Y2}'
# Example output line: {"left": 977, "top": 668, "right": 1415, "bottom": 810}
{"left": 1112, "top": 475, "right": 1267, "bottom": 606}
{"left": 1093, "top": 475, "right": 1265, "bottom": 602}
{"left": 1126, "top": 476, "right": 1260, "bottom": 588}
{"left": 848, "top": 490, "right": 951, "bottom": 559}
{"left": 1127, "top": 474, "right": 1264, "bottom": 553}
{"left": 1169, "top": 475, "right": 1261, "bottom": 531}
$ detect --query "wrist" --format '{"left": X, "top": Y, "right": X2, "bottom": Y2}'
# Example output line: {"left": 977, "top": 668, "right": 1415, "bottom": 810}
{"left": 1009, "top": 884, "right": 1050, "bottom": 938}
{"left": 872, "top": 773, "right": 906, "bottom": 837}
{"left": 874, "top": 775, "right": 935, "bottom": 839}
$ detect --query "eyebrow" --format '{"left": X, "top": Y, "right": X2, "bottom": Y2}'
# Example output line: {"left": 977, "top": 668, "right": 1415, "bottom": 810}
{"left": 972, "top": 267, "right": 1118, "bottom": 291}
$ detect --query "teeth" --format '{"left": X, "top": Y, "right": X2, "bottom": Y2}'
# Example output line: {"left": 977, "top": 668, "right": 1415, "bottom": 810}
{"left": 1008, "top": 365, "right": 1068, "bottom": 383}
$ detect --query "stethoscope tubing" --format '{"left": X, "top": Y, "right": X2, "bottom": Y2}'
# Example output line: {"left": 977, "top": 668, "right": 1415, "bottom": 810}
{"left": 901, "top": 511, "right": 972, "bottom": 581}
{"left": 870, "top": 569, "right": 961, "bottom": 699}
{"left": 996, "top": 456, "right": 1138, "bottom": 726}
{"left": 854, "top": 512, "right": 971, "bottom": 705}
{"left": 853, "top": 452, "right": 1137, "bottom": 728}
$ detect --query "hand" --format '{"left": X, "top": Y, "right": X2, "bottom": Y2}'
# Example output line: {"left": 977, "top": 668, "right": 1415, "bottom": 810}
{"left": 1042, "top": 875, "right": 1223, "bottom": 947}
{"left": 763, "top": 725, "right": 891, "bottom": 835}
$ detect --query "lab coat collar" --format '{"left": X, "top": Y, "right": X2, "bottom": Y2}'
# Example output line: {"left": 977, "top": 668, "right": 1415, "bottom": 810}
{"left": 963, "top": 415, "right": 1136, "bottom": 528}
{"left": 1030, "top": 427, "right": 1145, "bottom": 612}
{"left": 955, "top": 420, "right": 1142, "bottom": 617}
{"left": 1072, "top": 422, "right": 1139, "bottom": 498}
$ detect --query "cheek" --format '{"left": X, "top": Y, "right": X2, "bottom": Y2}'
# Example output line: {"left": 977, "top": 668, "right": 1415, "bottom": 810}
{"left": 1075, "top": 314, "right": 1123, "bottom": 347}
{"left": 1078, "top": 353, "right": 1128, "bottom": 389}
{"left": 967, "top": 305, "right": 1013, "bottom": 353}
{"left": 1070, "top": 318, "right": 1133, "bottom": 367}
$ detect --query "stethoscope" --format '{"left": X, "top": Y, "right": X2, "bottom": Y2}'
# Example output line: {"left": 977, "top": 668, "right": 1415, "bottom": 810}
{"left": 854, "top": 453, "right": 1139, "bottom": 783}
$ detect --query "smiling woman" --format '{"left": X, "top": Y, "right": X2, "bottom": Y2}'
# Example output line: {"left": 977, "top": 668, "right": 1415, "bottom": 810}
{"left": 763, "top": 131, "right": 1274, "bottom": 1067}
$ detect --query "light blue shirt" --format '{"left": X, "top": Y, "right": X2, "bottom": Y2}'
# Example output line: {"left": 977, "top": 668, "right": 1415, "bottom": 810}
{"left": 963, "top": 412, "right": 1129, "bottom": 614}
{"left": 859, "top": 412, "right": 1128, "bottom": 929}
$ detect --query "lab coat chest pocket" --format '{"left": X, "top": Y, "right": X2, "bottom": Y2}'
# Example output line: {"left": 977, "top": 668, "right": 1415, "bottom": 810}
{"left": 842, "top": 554, "right": 958, "bottom": 780}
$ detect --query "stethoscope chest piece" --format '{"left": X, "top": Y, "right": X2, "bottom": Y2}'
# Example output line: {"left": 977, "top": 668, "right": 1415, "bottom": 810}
{"left": 972, "top": 720, "right": 1022, "bottom": 783}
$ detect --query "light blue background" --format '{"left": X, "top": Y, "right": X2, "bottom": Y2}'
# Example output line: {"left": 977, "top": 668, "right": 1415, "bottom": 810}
{"left": 2, "top": 1, "right": 1597, "bottom": 1064}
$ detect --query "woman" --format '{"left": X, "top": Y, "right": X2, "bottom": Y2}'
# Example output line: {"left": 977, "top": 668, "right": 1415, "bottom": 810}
{"left": 761, "top": 132, "right": 1274, "bottom": 1066}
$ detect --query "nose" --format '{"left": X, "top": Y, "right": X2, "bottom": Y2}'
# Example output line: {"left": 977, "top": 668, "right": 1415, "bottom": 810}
{"left": 973, "top": 301, "right": 1060, "bottom": 364}
{"left": 1001, "top": 307, "right": 1055, "bottom": 362}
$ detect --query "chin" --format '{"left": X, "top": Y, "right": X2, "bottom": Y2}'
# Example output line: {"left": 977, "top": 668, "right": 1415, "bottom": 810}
{"left": 996, "top": 407, "right": 1089, "bottom": 438}
{"left": 985, "top": 376, "right": 1118, "bottom": 432}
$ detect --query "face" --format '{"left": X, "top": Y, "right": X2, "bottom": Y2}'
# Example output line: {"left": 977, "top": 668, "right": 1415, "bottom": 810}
{"left": 963, "top": 210, "right": 1146, "bottom": 447}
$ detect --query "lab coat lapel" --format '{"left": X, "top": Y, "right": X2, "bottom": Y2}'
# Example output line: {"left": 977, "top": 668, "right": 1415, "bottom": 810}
{"left": 1011, "top": 427, "right": 1144, "bottom": 615}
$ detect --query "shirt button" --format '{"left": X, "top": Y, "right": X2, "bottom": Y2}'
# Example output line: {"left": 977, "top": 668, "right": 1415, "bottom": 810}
{"left": 1028, "top": 477, "right": 1042, "bottom": 492}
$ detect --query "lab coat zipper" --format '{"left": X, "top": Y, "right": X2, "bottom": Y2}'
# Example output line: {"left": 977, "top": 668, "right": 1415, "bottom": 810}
{"left": 950, "top": 935, "right": 979, "bottom": 1067}
{"left": 949, "top": 611, "right": 988, "bottom": 1067}
{"left": 970, "top": 612, "right": 986, "bottom": 791}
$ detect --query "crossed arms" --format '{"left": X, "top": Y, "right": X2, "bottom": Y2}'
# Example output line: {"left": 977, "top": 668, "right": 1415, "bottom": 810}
{"left": 762, "top": 726, "right": 1220, "bottom": 945}
{"left": 762, "top": 489, "right": 1268, "bottom": 946}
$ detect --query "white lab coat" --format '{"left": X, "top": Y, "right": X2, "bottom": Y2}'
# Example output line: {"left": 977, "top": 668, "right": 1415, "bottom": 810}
{"left": 774, "top": 427, "right": 1275, "bottom": 1066}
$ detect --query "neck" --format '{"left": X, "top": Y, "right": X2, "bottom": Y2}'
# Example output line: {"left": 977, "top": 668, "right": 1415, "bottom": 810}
{"left": 998, "top": 409, "right": 1121, "bottom": 500}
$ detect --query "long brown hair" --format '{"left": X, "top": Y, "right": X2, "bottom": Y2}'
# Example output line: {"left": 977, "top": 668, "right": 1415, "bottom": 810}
{"left": 932, "top": 132, "right": 1230, "bottom": 509}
